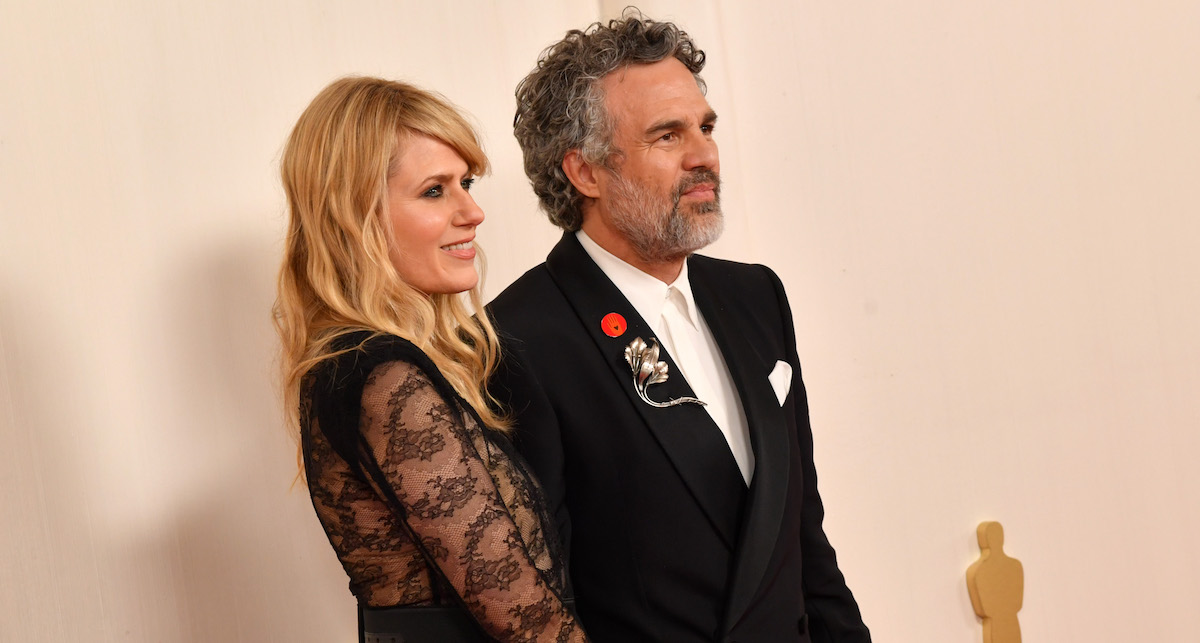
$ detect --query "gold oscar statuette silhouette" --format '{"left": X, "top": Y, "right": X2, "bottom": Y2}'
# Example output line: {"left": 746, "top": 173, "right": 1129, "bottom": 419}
{"left": 966, "top": 521, "right": 1024, "bottom": 643}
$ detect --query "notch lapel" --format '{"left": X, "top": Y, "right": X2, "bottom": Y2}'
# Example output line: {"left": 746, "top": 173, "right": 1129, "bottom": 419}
{"left": 544, "top": 235, "right": 745, "bottom": 547}
{"left": 689, "top": 258, "right": 792, "bottom": 631}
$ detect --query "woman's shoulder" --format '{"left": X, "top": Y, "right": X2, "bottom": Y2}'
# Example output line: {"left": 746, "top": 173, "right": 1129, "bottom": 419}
{"left": 316, "top": 330, "right": 450, "bottom": 396}
{"left": 303, "top": 331, "right": 465, "bottom": 462}
{"left": 324, "top": 331, "right": 471, "bottom": 414}
{"left": 330, "top": 329, "right": 425, "bottom": 364}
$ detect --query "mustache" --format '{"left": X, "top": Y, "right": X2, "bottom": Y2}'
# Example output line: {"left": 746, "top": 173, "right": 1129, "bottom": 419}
{"left": 673, "top": 169, "right": 721, "bottom": 203}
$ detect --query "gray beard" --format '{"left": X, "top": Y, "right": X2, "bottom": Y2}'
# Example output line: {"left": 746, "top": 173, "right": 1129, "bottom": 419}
{"left": 607, "top": 170, "right": 724, "bottom": 264}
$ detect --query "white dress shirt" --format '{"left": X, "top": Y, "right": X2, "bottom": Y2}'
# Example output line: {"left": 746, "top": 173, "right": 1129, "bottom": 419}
{"left": 577, "top": 230, "right": 755, "bottom": 484}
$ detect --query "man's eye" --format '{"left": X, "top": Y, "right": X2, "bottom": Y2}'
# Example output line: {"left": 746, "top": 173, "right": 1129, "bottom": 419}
{"left": 701, "top": 124, "right": 715, "bottom": 135}
{"left": 460, "top": 178, "right": 475, "bottom": 191}
{"left": 659, "top": 132, "right": 676, "bottom": 142}
{"left": 422, "top": 185, "right": 444, "bottom": 198}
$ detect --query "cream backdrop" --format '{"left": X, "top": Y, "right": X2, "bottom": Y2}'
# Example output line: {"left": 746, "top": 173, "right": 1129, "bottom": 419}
{"left": 1, "top": 1, "right": 1197, "bottom": 641}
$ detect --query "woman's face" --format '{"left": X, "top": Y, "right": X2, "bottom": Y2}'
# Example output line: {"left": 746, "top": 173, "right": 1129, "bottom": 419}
{"left": 385, "top": 134, "right": 484, "bottom": 295}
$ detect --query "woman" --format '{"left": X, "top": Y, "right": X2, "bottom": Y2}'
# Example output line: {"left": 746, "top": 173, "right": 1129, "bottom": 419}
{"left": 274, "top": 76, "right": 586, "bottom": 642}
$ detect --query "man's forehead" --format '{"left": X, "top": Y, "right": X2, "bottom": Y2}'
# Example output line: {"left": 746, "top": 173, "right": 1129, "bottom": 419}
{"left": 601, "top": 59, "right": 711, "bottom": 124}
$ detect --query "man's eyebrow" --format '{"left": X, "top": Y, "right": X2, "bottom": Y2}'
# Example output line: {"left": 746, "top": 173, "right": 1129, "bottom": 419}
{"left": 644, "top": 111, "right": 719, "bottom": 137}
{"left": 644, "top": 119, "right": 686, "bottom": 137}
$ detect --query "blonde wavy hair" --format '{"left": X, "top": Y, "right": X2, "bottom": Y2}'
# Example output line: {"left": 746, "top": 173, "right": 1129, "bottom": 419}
{"left": 274, "top": 76, "right": 507, "bottom": 452}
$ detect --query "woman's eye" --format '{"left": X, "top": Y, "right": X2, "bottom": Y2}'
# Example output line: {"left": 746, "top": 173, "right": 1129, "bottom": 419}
{"left": 422, "top": 185, "right": 444, "bottom": 198}
{"left": 460, "top": 178, "right": 475, "bottom": 192}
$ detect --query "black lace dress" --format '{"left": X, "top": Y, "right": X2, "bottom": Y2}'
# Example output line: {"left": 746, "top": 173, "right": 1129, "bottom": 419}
{"left": 300, "top": 332, "right": 585, "bottom": 642}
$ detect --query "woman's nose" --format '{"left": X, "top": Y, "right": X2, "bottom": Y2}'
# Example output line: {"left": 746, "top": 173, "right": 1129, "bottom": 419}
{"left": 456, "top": 192, "right": 485, "bottom": 226}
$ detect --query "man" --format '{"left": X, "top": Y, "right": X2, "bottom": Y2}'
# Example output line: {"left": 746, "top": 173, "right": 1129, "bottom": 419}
{"left": 488, "top": 12, "right": 871, "bottom": 643}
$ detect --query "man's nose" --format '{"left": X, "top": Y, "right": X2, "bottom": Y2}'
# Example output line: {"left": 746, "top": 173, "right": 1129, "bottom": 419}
{"left": 683, "top": 133, "right": 719, "bottom": 171}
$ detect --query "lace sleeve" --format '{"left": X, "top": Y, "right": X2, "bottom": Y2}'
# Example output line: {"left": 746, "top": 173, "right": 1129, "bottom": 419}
{"left": 358, "top": 359, "right": 586, "bottom": 643}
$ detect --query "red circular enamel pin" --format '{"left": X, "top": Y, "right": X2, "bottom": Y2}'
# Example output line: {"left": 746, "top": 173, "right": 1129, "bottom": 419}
{"left": 601, "top": 312, "right": 627, "bottom": 338}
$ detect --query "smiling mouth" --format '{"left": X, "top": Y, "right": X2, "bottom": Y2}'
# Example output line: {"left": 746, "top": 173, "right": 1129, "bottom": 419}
{"left": 441, "top": 240, "right": 476, "bottom": 260}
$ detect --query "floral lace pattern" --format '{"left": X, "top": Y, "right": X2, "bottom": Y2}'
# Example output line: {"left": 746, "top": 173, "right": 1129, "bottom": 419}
{"left": 302, "top": 340, "right": 584, "bottom": 642}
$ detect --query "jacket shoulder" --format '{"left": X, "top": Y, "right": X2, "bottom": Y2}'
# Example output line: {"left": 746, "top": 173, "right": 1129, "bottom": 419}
{"left": 489, "top": 263, "right": 554, "bottom": 314}
{"left": 689, "top": 254, "right": 785, "bottom": 299}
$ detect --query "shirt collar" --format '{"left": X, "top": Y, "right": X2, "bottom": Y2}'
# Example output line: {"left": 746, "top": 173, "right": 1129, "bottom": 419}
{"left": 576, "top": 230, "right": 700, "bottom": 329}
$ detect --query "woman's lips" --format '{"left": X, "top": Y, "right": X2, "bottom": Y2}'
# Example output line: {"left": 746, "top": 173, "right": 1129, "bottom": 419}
{"left": 441, "top": 240, "right": 476, "bottom": 260}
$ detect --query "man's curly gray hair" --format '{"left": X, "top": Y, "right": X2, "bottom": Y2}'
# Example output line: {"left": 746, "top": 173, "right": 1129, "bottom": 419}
{"left": 513, "top": 10, "right": 707, "bottom": 231}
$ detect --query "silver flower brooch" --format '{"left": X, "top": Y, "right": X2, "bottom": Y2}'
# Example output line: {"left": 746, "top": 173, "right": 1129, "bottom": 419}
{"left": 623, "top": 337, "right": 706, "bottom": 408}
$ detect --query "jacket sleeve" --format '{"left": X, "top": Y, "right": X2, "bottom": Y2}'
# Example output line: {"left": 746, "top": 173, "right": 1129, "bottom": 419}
{"left": 763, "top": 266, "right": 872, "bottom": 643}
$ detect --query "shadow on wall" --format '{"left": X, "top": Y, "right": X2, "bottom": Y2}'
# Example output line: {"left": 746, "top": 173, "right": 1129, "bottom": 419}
{"left": 119, "top": 226, "right": 357, "bottom": 641}
{"left": 0, "top": 280, "right": 146, "bottom": 639}
{"left": 1, "top": 225, "right": 356, "bottom": 641}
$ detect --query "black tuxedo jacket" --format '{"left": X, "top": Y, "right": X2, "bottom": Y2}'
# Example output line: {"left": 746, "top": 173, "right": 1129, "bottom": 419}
{"left": 488, "top": 234, "right": 870, "bottom": 643}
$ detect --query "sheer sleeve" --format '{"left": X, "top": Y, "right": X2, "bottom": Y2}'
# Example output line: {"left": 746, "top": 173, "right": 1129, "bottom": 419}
{"left": 357, "top": 359, "right": 586, "bottom": 643}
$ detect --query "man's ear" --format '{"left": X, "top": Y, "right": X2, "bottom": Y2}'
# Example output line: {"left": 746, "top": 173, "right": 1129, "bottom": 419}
{"left": 562, "top": 149, "right": 601, "bottom": 199}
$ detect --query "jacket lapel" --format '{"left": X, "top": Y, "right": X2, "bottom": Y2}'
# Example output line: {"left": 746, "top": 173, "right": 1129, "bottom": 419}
{"left": 544, "top": 234, "right": 745, "bottom": 547}
{"left": 689, "top": 257, "right": 792, "bottom": 630}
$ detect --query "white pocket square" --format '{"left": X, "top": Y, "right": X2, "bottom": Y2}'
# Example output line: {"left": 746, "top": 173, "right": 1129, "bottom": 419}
{"left": 767, "top": 360, "right": 792, "bottom": 405}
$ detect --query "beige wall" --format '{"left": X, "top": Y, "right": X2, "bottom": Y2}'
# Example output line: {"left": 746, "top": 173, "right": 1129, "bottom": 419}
{"left": 2, "top": 1, "right": 1197, "bottom": 641}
